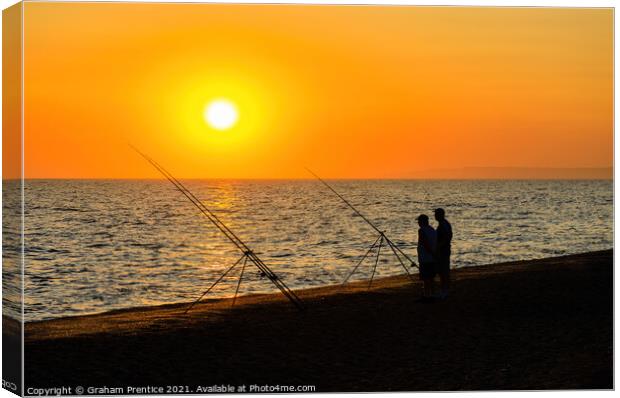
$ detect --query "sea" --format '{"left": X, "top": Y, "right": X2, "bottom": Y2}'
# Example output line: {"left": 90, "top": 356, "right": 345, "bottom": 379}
{"left": 2, "top": 179, "right": 613, "bottom": 322}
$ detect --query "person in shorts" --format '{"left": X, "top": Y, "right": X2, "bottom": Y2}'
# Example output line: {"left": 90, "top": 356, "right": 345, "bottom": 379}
{"left": 416, "top": 214, "right": 437, "bottom": 301}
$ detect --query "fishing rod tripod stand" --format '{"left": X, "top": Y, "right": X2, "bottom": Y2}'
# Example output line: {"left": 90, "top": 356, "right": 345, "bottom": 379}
{"left": 305, "top": 168, "right": 420, "bottom": 290}
{"left": 131, "top": 145, "right": 305, "bottom": 315}
{"left": 342, "top": 231, "right": 418, "bottom": 289}
{"left": 184, "top": 251, "right": 250, "bottom": 314}
{"left": 184, "top": 249, "right": 303, "bottom": 314}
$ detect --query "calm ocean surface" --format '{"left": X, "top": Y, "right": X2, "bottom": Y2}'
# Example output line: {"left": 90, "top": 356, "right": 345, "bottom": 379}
{"left": 3, "top": 179, "right": 613, "bottom": 321}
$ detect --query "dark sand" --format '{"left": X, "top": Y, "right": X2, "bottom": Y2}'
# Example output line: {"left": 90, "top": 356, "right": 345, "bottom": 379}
{"left": 23, "top": 250, "right": 612, "bottom": 391}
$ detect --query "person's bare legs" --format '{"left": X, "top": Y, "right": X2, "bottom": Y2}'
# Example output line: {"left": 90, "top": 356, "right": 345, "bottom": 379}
{"left": 439, "top": 268, "right": 450, "bottom": 298}
{"left": 435, "top": 256, "right": 450, "bottom": 299}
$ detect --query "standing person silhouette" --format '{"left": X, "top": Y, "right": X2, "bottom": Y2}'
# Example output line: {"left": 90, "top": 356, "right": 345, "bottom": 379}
{"left": 434, "top": 208, "right": 453, "bottom": 299}
{"left": 416, "top": 214, "right": 437, "bottom": 302}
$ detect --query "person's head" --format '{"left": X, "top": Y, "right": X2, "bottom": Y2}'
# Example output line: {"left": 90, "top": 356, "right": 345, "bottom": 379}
{"left": 417, "top": 214, "right": 430, "bottom": 227}
{"left": 434, "top": 208, "right": 446, "bottom": 221}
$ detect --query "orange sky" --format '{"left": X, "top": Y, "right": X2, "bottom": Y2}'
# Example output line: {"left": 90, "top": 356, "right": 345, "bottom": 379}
{"left": 18, "top": 3, "right": 613, "bottom": 179}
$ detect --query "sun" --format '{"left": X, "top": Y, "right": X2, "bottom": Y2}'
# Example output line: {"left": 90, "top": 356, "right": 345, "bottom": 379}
{"left": 204, "top": 99, "right": 238, "bottom": 130}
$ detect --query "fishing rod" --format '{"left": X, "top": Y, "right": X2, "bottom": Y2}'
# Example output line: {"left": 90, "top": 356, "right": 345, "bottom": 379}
{"left": 132, "top": 145, "right": 305, "bottom": 313}
{"left": 306, "top": 168, "right": 418, "bottom": 288}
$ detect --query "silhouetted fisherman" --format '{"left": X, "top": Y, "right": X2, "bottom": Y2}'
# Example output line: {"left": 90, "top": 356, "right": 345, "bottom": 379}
{"left": 416, "top": 214, "right": 437, "bottom": 302}
{"left": 434, "top": 208, "right": 453, "bottom": 299}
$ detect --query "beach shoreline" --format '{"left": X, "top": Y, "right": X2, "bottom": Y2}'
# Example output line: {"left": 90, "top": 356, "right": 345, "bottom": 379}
{"left": 21, "top": 250, "right": 611, "bottom": 331}
{"left": 23, "top": 249, "right": 613, "bottom": 391}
